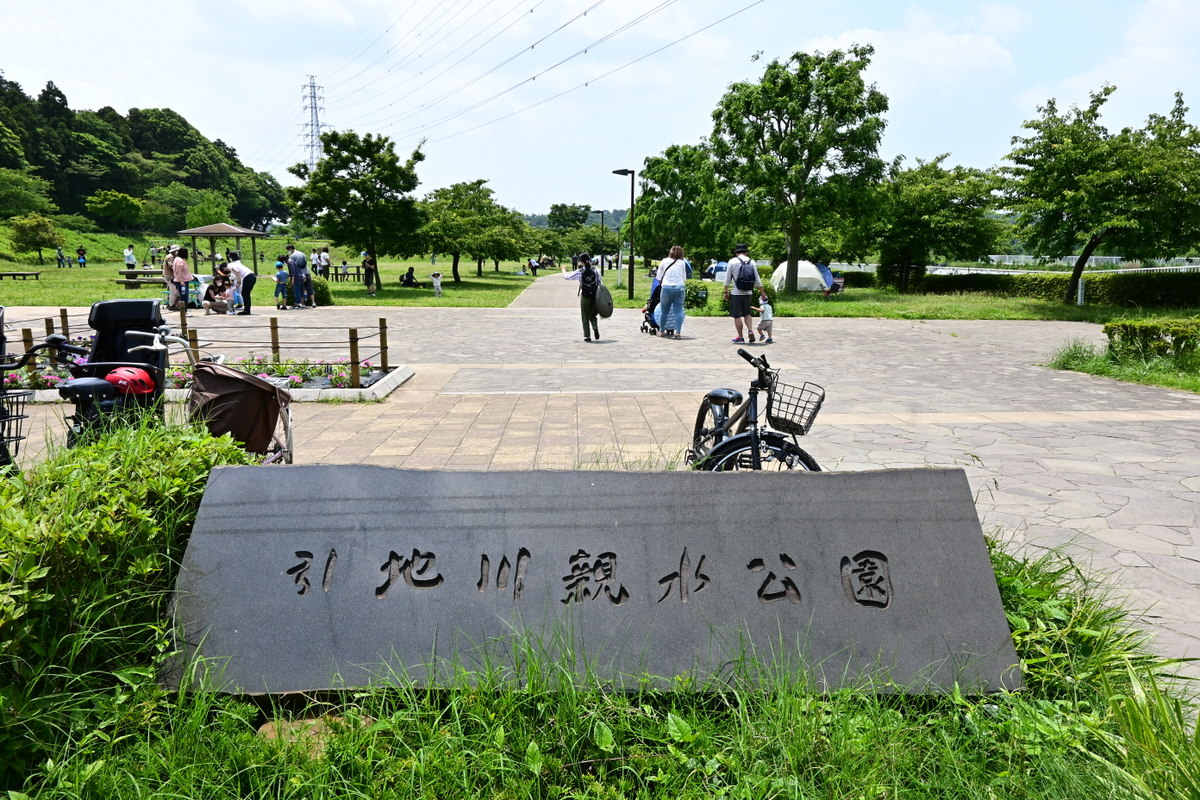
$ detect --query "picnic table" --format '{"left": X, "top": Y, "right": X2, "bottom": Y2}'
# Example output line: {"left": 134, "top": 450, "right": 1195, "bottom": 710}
{"left": 114, "top": 277, "right": 167, "bottom": 290}
{"left": 118, "top": 269, "right": 162, "bottom": 279}
{"left": 0, "top": 271, "right": 41, "bottom": 280}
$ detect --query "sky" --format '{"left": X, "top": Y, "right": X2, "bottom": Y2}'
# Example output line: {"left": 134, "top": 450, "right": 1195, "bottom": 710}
{"left": 2, "top": 0, "right": 1198, "bottom": 215}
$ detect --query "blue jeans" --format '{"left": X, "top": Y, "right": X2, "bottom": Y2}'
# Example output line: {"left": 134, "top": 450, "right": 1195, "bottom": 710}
{"left": 659, "top": 285, "right": 685, "bottom": 333}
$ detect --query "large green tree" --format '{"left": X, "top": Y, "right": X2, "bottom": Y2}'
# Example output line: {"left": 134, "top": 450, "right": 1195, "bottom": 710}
{"left": 8, "top": 212, "right": 64, "bottom": 263}
{"left": 288, "top": 130, "right": 425, "bottom": 259}
{"left": 875, "top": 155, "right": 1002, "bottom": 291}
{"left": 636, "top": 143, "right": 729, "bottom": 263}
{"left": 1005, "top": 86, "right": 1200, "bottom": 303}
{"left": 547, "top": 203, "right": 590, "bottom": 231}
{"left": 420, "top": 179, "right": 506, "bottom": 283}
{"left": 85, "top": 189, "right": 143, "bottom": 230}
{"left": 0, "top": 167, "right": 55, "bottom": 218}
{"left": 710, "top": 45, "right": 888, "bottom": 291}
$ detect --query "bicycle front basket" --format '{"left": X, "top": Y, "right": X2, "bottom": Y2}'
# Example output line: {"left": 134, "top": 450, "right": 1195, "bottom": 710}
{"left": 766, "top": 381, "right": 825, "bottom": 435}
{"left": 0, "top": 388, "right": 32, "bottom": 465}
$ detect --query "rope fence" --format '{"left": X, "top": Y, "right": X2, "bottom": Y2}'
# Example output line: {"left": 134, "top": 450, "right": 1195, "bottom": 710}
{"left": 5, "top": 307, "right": 391, "bottom": 390}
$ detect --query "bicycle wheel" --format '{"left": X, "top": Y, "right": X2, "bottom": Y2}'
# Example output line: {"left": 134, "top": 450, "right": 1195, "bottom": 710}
{"left": 690, "top": 398, "right": 730, "bottom": 461}
{"left": 695, "top": 432, "right": 821, "bottom": 472}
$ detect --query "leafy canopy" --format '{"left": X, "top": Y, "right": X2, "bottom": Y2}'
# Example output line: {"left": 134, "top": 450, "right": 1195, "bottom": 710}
{"left": 710, "top": 44, "right": 888, "bottom": 290}
{"left": 1005, "top": 85, "right": 1200, "bottom": 302}
{"left": 288, "top": 130, "right": 425, "bottom": 258}
{"left": 8, "top": 212, "right": 64, "bottom": 262}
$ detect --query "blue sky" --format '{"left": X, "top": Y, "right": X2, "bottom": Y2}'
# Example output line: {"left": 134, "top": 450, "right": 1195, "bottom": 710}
{"left": 2, "top": 0, "right": 1197, "bottom": 214}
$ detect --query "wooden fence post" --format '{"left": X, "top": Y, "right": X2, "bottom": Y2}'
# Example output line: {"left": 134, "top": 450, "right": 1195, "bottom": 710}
{"left": 59, "top": 308, "right": 70, "bottom": 339}
{"left": 187, "top": 329, "right": 201, "bottom": 365}
{"left": 270, "top": 317, "right": 281, "bottom": 363}
{"left": 349, "top": 328, "right": 360, "bottom": 388}
{"left": 21, "top": 329, "right": 34, "bottom": 379}
{"left": 44, "top": 318, "right": 54, "bottom": 338}
{"left": 178, "top": 306, "right": 188, "bottom": 339}
{"left": 378, "top": 317, "right": 389, "bottom": 372}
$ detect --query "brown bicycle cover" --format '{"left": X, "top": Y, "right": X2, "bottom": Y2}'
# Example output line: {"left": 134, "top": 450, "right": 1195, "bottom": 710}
{"left": 188, "top": 363, "right": 291, "bottom": 454}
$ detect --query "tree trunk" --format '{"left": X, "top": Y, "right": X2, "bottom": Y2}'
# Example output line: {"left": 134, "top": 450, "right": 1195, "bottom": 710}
{"left": 785, "top": 221, "right": 802, "bottom": 293}
{"left": 493, "top": 258, "right": 500, "bottom": 272}
{"left": 451, "top": 252, "right": 462, "bottom": 283}
{"left": 1063, "top": 234, "right": 1104, "bottom": 304}
{"left": 35, "top": 249, "right": 44, "bottom": 265}
{"left": 476, "top": 257, "right": 484, "bottom": 277}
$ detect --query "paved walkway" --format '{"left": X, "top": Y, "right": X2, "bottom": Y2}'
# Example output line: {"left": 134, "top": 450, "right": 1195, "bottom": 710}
{"left": 7, "top": 275, "right": 1200, "bottom": 668}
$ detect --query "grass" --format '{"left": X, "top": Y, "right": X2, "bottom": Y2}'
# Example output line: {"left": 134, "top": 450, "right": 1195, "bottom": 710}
{"left": 1048, "top": 338, "right": 1200, "bottom": 394}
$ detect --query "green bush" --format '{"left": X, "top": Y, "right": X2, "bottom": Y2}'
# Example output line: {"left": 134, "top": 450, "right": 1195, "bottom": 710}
{"left": 1103, "top": 318, "right": 1200, "bottom": 360}
{"left": 683, "top": 279, "right": 710, "bottom": 310}
{"left": 921, "top": 271, "right": 1200, "bottom": 307}
{"left": 312, "top": 274, "right": 334, "bottom": 306}
{"left": 842, "top": 270, "right": 876, "bottom": 288}
{"left": 0, "top": 424, "right": 254, "bottom": 787}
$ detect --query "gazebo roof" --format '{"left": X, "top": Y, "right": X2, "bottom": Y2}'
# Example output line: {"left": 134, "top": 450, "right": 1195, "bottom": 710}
{"left": 177, "top": 223, "right": 266, "bottom": 237}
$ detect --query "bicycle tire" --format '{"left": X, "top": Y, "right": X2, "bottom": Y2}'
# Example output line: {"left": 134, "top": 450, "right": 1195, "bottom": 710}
{"left": 690, "top": 398, "right": 730, "bottom": 460}
{"left": 694, "top": 432, "right": 821, "bottom": 472}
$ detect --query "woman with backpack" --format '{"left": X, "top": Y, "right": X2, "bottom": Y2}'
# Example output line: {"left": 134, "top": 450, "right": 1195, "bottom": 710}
{"left": 571, "top": 253, "right": 602, "bottom": 342}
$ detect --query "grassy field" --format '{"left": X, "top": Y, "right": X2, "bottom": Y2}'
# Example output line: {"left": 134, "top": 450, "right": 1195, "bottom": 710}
{"left": 1048, "top": 338, "right": 1200, "bottom": 393}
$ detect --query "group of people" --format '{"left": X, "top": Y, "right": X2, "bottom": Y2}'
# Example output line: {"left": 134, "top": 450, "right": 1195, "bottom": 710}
{"left": 54, "top": 247, "right": 88, "bottom": 268}
{"left": 570, "top": 243, "right": 776, "bottom": 344}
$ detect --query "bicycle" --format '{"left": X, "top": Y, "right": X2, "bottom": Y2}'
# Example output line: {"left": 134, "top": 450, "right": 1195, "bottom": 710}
{"left": 687, "top": 348, "right": 824, "bottom": 471}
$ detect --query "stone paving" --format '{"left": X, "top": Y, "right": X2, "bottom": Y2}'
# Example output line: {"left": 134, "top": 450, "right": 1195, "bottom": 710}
{"left": 6, "top": 274, "right": 1200, "bottom": 668}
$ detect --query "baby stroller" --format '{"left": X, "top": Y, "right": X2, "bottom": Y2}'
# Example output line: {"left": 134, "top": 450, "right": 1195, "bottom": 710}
{"left": 57, "top": 299, "right": 167, "bottom": 445}
{"left": 640, "top": 283, "right": 662, "bottom": 335}
{"left": 188, "top": 362, "right": 294, "bottom": 464}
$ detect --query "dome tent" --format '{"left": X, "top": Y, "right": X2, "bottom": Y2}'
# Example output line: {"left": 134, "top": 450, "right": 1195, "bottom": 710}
{"left": 770, "top": 260, "right": 829, "bottom": 292}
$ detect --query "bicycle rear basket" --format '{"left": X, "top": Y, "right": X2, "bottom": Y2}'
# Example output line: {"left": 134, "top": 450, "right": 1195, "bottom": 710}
{"left": 766, "top": 380, "right": 825, "bottom": 435}
{"left": 0, "top": 388, "right": 32, "bottom": 467}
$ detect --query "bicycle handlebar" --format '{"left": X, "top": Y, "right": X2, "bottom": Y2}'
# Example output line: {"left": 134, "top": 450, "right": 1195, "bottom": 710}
{"left": 736, "top": 348, "right": 771, "bottom": 372}
{"left": 0, "top": 335, "right": 87, "bottom": 372}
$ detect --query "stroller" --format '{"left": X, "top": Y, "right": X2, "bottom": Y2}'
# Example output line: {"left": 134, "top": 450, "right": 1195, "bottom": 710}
{"left": 57, "top": 299, "right": 167, "bottom": 445}
{"left": 640, "top": 282, "right": 663, "bottom": 335}
{"left": 188, "top": 362, "right": 294, "bottom": 464}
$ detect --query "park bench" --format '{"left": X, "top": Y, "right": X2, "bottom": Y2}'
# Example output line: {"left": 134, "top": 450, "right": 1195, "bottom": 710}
{"left": 114, "top": 277, "right": 167, "bottom": 290}
{"left": 117, "top": 269, "right": 161, "bottom": 279}
{"left": 0, "top": 271, "right": 41, "bottom": 280}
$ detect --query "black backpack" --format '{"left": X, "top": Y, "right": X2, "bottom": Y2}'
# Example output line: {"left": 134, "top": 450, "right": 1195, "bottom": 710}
{"left": 733, "top": 258, "right": 757, "bottom": 291}
{"left": 580, "top": 266, "right": 599, "bottom": 298}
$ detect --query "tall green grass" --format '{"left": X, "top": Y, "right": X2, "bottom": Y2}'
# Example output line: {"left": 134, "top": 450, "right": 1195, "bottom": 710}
{"left": 1048, "top": 337, "right": 1200, "bottom": 393}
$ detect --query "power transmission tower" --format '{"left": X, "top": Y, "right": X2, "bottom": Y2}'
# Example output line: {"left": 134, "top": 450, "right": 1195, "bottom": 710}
{"left": 301, "top": 75, "right": 328, "bottom": 171}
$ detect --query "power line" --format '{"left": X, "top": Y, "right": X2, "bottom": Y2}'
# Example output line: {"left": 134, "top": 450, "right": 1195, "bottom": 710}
{"left": 430, "top": 0, "right": 769, "bottom": 143}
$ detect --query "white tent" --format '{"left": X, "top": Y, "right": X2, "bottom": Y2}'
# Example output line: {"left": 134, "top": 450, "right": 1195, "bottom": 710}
{"left": 770, "top": 260, "right": 829, "bottom": 291}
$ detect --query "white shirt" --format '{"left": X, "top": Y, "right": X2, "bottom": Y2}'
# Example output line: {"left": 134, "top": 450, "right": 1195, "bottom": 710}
{"left": 226, "top": 260, "right": 254, "bottom": 287}
{"left": 124, "top": 248, "right": 136, "bottom": 265}
{"left": 658, "top": 257, "right": 688, "bottom": 286}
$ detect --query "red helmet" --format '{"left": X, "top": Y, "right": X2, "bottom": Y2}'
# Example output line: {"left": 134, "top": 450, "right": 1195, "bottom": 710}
{"left": 105, "top": 366, "right": 155, "bottom": 395}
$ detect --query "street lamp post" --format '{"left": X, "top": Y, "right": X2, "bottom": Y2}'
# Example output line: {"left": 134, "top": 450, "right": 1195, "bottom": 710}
{"left": 612, "top": 168, "right": 635, "bottom": 299}
{"left": 598, "top": 210, "right": 605, "bottom": 272}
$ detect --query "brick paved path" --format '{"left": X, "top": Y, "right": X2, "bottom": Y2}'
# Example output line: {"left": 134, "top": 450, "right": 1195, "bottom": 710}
{"left": 7, "top": 276, "right": 1200, "bottom": 667}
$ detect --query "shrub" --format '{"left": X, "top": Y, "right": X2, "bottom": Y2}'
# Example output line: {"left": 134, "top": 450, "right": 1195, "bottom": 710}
{"left": 841, "top": 270, "right": 876, "bottom": 288}
{"left": 1102, "top": 318, "right": 1200, "bottom": 360}
{"left": 921, "top": 271, "right": 1200, "bottom": 307}
{"left": 312, "top": 274, "right": 334, "bottom": 306}
{"left": 683, "top": 279, "right": 709, "bottom": 310}
{"left": 0, "top": 424, "right": 255, "bottom": 786}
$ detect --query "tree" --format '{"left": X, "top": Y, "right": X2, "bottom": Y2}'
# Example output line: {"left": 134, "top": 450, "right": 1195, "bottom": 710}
{"left": 875, "top": 156, "right": 1002, "bottom": 291}
{"left": 8, "top": 212, "right": 64, "bottom": 263}
{"left": 420, "top": 179, "right": 501, "bottom": 283}
{"left": 184, "top": 189, "right": 234, "bottom": 228}
{"left": 85, "top": 189, "right": 143, "bottom": 230}
{"left": 710, "top": 45, "right": 888, "bottom": 291}
{"left": 636, "top": 143, "right": 729, "bottom": 262}
{"left": 1005, "top": 86, "right": 1200, "bottom": 303}
{"left": 0, "top": 167, "right": 56, "bottom": 218}
{"left": 288, "top": 130, "right": 425, "bottom": 259}
{"left": 547, "top": 203, "right": 590, "bottom": 231}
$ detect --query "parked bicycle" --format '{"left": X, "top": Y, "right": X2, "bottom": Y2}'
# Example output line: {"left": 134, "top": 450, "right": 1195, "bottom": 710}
{"left": 687, "top": 348, "right": 824, "bottom": 471}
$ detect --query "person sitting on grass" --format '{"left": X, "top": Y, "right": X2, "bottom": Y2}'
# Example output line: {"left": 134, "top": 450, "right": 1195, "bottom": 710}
{"left": 400, "top": 266, "right": 423, "bottom": 288}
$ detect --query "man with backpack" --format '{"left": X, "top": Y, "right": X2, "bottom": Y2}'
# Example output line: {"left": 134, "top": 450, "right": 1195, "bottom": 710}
{"left": 723, "top": 243, "right": 762, "bottom": 343}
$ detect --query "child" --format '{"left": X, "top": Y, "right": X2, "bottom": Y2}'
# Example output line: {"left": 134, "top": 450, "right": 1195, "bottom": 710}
{"left": 752, "top": 293, "right": 774, "bottom": 344}
{"left": 430, "top": 271, "right": 442, "bottom": 297}
{"left": 273, "top": 261, "right": 290, "bottom": 310}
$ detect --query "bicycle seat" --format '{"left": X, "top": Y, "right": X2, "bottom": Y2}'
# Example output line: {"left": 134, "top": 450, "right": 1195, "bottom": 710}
{"left": 705, "top": 388, "right": 743, "bottom": 407}
{"left": 58, "top": 377, "right": 117, "bottom": 402}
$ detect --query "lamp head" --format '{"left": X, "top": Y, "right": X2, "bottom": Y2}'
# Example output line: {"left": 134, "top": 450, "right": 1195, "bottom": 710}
{"left": 612, "top": 168, "right": 634, "bottom": 177}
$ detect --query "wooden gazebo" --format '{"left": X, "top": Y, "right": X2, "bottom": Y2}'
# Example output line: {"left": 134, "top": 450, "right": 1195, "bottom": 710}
{"left": 177, "top": 223, "right": 267, "bottom": 274}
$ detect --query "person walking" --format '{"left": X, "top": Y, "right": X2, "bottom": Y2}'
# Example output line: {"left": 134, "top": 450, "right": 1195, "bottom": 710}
{"left": 123, "top": 244, "right": 137, "bottom": 270}
{"left": 55, "top": 246, "right": 66, "bottom": 268}
{"left": 656, "top": 245, "right": 689, "bottom": 339}
{"left": 752, "top": 292, "right": 775, "bottom": 343}
{"left": 225, "top": 251, "right": 257, "bottom": 315}
{"left": 569, "top": 252, "right": 602, "bottom": 342}
{"left": 75, "top": 246, "right": 87, "bottom": 268}
{"left": 723, "top": 243, "right": 762, "bottom": 343}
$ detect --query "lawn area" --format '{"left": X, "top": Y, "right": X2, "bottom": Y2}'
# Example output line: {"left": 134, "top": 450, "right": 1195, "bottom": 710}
{"left": 1048, "top": 338, "right": 1200, "bottom": 394}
